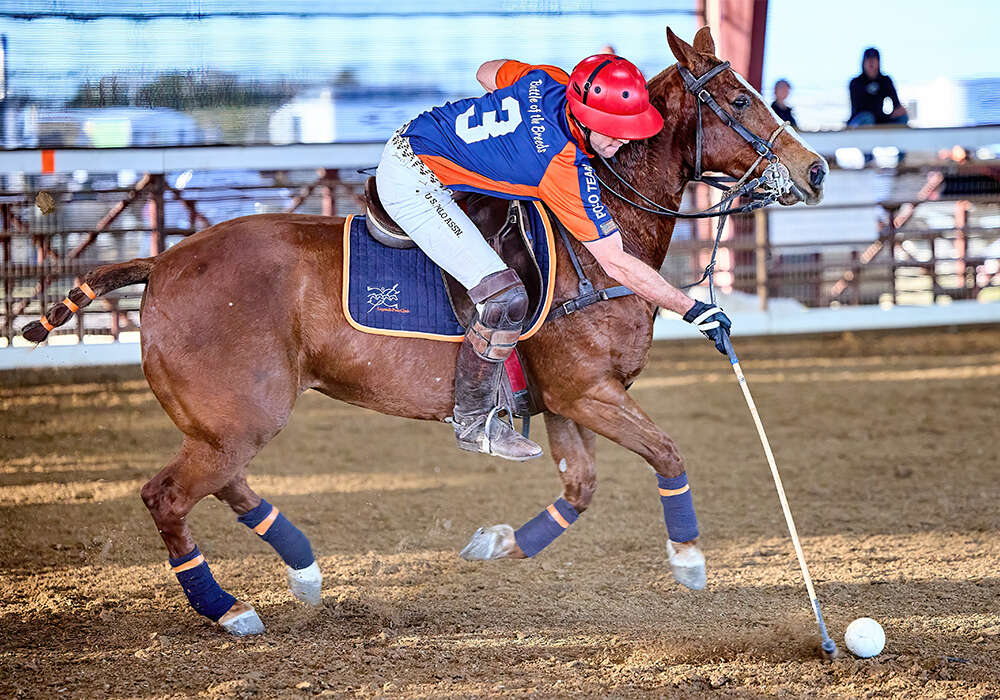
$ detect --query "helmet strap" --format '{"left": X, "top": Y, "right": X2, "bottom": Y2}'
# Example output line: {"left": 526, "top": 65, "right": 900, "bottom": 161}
{"left": 580, "top": 58, "right": 613, "bottom": 105}
{"left": 570, "top": 114, "right": 597, "bottom": 158}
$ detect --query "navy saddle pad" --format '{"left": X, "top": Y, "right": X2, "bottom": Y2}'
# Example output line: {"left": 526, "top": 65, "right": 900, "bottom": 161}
{"left": 343, "top": 202, "right": 555, "bottom": 340}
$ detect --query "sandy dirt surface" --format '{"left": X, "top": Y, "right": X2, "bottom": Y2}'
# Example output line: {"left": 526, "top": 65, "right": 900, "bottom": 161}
{"left": 1, "top": 326, "right": 999, "bottom": 698}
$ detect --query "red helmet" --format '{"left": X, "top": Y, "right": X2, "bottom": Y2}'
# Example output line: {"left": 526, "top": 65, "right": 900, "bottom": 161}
{"left": 566, "top": 54, "right": 663, "bottom": 140}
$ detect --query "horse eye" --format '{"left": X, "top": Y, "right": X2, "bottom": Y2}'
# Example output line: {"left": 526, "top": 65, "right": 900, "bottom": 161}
{"left": 732, "top": 96, "right": 750, "bottom": 110}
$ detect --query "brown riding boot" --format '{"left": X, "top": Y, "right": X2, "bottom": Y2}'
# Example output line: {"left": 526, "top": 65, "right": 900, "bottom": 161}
{"left": 452, "top": 340, "right": 543, "bottom": 461}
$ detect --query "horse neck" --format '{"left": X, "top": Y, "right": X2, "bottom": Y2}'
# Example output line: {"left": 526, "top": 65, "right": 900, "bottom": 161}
{"left": 596, "top": 67, "right": 695, "bottom": 270}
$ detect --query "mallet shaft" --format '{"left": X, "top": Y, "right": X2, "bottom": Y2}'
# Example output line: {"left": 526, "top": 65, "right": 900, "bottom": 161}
{"left": 721, "top": 334, "right": 836, "bottom": 655}
{"left": 729, "top": 358, "right": 818, "bottom": 601}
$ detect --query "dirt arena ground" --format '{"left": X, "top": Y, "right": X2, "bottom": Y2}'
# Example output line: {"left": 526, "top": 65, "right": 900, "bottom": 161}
{"left": 1, "top": 326, "right": 998, "bottom": 698}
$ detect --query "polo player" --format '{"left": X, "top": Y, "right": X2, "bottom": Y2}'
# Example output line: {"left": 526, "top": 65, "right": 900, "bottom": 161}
{"left": 376, "top": 55, "right": 733, "bottom": 461}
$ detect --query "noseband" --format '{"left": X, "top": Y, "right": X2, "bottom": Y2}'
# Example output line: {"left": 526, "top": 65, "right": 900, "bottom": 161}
{"left": 595, "top": 60, "right": 795, "bottom": 220}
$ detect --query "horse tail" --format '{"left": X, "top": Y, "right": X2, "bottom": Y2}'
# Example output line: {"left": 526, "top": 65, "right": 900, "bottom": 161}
{"left": 21, "top": 257, "right": 156, "bottom": 343}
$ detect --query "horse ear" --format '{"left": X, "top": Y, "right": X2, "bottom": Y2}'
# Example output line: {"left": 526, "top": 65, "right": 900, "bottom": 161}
{"left": 693, "top": 26, "right": 716, "bottom": 55}
{"left": 666, "top": 26, "right": 698, "bottom": 68}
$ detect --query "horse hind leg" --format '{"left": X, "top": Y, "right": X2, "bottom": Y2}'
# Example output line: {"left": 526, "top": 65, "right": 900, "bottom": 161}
{"left": 141, "top": 438, "right": 266, "bottom": 635}
{"left": 460, "top": 413, "right": 596, "bottom": 561}
{"left": 214, "top": 475, "right": 323, "bottom": 606}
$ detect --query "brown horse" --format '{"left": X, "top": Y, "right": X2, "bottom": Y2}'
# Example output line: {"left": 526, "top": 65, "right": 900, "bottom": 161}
{"left": 24, "top": 28, "right": 827, "bottom": 634}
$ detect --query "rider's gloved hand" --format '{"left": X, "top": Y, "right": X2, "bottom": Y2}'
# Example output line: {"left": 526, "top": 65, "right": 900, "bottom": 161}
{"left": 683, "top": 300, "right": 732, "bottom": 355}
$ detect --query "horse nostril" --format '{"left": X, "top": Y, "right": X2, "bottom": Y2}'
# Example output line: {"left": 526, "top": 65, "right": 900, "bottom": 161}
{"left": 808, "top": 161, "right": 827, "bottom": 189}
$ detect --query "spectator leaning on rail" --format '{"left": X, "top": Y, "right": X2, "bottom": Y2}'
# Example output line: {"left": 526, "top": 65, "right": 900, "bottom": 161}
{"left": 848, "top": 47, "right": 908, "bottom": 127}
{"left": 375, "top": 56, "right": 732, "bottom": 461}
{"left": 770, "top": 79, "right": 798, "bottom": 129}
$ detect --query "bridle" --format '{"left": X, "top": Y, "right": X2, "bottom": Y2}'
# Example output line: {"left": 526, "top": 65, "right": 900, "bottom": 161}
{"left": 680, "top": 61, "right": 788, "bottom": 190}
{"left": 589, "top": 60, "right": 800, "bottom": 296}
{"left": 594, "top": 60, "right": 797, "bottom": 221}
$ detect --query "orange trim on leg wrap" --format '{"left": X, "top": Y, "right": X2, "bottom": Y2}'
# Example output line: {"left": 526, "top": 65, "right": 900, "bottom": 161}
{"left": 79, "top": 283, "right": 97, "bottom": 300}
{"left": 253, "top": 506, "right": 280, "bottom": 535}
{"left": 39, "top": 317, "right": 54, "bottom": 331}
{"left": 171, "top": 553, "right": 206, "bottom": 573}
{"left": 62, "top": 297, "right": 79, "bottom": 313}
{"left": 546, "top": 504, "right": 571, "bottom": 529}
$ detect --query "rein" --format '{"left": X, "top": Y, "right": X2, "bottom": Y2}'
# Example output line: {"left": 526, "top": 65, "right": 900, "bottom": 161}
{"left": 594, "top": 61, "right": 794, "bottom": 220}
{"left": 550, "top": 60, "right": 796, "bottom": 319}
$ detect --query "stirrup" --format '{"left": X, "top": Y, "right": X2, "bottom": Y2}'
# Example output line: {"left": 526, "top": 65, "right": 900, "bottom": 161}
{"left": 453, "top": 406, "right": 542, "bottom": 461}
{"left": 480, "top": 406, "right": 503, "bottom": 455}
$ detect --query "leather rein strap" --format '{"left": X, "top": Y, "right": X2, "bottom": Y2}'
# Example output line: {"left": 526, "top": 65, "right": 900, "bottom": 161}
{"left": 548, "top": 61, "right": 793, "bottom": 322}
{"left": 594, "top": 60, "right": 788, "bottom": 219}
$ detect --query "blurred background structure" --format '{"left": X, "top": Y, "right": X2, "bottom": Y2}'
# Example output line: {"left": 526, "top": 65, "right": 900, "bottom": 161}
{"left": 1, "top": 0, "right": 998, "bottom": 367}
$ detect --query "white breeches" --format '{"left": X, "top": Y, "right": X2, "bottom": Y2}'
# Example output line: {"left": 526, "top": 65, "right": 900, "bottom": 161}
{"left": 375, "top": 129, "right": 507, "bottom": 290}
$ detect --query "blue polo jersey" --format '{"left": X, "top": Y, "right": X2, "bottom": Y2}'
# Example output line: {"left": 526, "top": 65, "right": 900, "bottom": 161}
{"left": 401, "top": 61, "right": 620, "bottom": 242}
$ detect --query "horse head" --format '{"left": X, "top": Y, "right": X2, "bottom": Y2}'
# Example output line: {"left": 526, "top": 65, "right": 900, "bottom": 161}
{"left": 655, "top": 27, "right": 827, "bottom": 206}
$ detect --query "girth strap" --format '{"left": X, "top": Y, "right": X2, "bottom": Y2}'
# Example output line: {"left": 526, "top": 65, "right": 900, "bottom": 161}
{"left": 546, "top": 213, "right": 633, "bottom": 322}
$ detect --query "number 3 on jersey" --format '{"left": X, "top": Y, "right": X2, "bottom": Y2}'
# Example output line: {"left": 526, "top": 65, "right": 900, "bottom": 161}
{"left": 455, "top": 96, "right": 522, "bottom": 144}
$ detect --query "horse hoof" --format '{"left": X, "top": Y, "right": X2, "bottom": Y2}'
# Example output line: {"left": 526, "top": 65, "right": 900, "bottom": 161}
{"left": 218, "top": 601, "right": 266, "bottom": 636}
{"left": 666, "top": 540, "right": 706, "bottom": 590}
{"left": 460, "top": 524, "right": 516, "bottom": 560}
{"left": 287, "top": 561, "right": 323, "bottom": 606}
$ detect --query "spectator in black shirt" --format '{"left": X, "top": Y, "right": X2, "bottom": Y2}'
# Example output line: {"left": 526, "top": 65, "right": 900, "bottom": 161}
{"left": 770, "top": 79, "right": 798, "bottom": 129}
{"left": 848, "top": 47, "right": 908, "bottom": 127}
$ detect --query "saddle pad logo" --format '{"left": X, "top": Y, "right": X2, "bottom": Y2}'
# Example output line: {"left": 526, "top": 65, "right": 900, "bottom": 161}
{"left": 366, "top": 283, "right": 410, "bottom": 314}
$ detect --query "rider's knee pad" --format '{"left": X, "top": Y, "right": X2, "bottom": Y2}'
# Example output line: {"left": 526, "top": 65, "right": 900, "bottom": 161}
{"left": 466, "top": 269, "right": 528, "bottom": 361}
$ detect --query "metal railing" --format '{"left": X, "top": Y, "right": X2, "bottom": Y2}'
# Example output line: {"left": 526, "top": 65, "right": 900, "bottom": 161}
{"left": 1, "top": 167, "right": 366, "bottom": 345}
{"left": 2, "top": 163, "right": 998, "bottom": 346}
{"left": 664, "top": 167, "right": 1000, "bottom": 310}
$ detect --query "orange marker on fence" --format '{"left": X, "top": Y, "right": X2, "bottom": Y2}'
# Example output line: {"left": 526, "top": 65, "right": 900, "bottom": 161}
{"left": 40, "top": 150, "right": 55, "bottom": 174}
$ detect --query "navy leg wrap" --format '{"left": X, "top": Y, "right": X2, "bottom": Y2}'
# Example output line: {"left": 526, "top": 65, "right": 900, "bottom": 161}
{"left": 514, "top": 497, "right": 579, "bottom": 558}
{"left": 237, "top": 499, "right": 315, "bottom": 570}
{"left": 170, "top": 546, "right": 236, "bottom": 622}
{"left": 658, "top": 473, "right": 699, "bottom": 542}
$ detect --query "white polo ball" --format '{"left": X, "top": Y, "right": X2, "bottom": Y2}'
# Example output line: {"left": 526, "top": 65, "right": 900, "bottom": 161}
{"left": 844, "top": 617, "right": 885, "bottom": 658}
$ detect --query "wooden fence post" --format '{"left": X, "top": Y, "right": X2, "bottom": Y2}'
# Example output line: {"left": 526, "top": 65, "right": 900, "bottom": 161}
{"left": 754, "top": 208, "right": 769, "bottom": 311}
{"left": 2, "top": 203, "right": 11, "bottom": 343}
{"left": 149, "top": 174, "right": 166, "bottom": 256}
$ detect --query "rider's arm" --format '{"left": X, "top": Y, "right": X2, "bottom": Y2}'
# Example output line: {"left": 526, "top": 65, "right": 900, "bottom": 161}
{"left": 583, "top": 233, "right": 695, "bottom": 316}
{"left": 538, "top": 150, "right": 697, "bottom": 317}
{"left": 476, "top": 60, "right": 508, "bottom": 92}
{"left": 478, "top": 60, "right": 571, "bottom": 93}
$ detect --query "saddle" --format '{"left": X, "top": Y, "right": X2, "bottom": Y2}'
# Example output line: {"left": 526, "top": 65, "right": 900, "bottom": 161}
{"left": 363, "top": 176, "right": 545, "bottom": 426}
{"left": 364, "top": 176, "right": 545, "bottom": 330}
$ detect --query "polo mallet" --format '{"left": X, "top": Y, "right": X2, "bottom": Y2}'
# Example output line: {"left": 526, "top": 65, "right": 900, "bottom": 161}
{"left": 720, "top": 333, "right": 838, "bottom": 660}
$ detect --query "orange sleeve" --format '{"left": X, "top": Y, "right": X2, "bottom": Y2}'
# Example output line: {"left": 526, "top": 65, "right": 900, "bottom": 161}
{"left": 495, "top": 60, "right": 570, "bottom": 90}
{"left": 538, "top": 143, "right": 619, "bottom": 243}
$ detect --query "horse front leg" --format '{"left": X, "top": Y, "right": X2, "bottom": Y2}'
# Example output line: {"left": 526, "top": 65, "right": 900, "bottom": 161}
{"left": 460, "top": 412, "right": 597, "bottom": 561}
{"left": 551, "top": 378, "right": 706, "bottom": 590}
